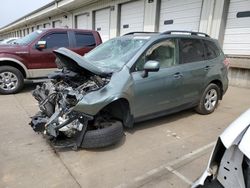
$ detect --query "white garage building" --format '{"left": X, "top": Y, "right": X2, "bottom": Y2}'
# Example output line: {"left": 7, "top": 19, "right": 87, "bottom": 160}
{"left": 0, "top": 0, "right": 250, "bottom": 87}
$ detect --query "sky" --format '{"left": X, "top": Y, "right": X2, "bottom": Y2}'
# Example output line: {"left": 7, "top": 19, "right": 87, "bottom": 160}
{"left": 0, "top": 0, "right": 53, "bottom": 28}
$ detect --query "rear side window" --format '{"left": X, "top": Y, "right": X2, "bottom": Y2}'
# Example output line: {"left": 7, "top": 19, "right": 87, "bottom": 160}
{"left": 179, "top": 38, "right": 205, "bottom": 64}
{"left": 203, "top": 40, "right": 220, "bottom": 60}
{"left": 75, "top": 33, "right": 96, "bottom": 47}
{"left": 41, "top": 32, "right": 69, "bottom": 49}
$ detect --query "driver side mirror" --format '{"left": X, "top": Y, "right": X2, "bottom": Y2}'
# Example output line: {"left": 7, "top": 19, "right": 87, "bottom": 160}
{"left": 35, "top": 41, "right": 47, "bottom": 50}
{"left": 142, "top": 60, "right": 160, "bottom": 78}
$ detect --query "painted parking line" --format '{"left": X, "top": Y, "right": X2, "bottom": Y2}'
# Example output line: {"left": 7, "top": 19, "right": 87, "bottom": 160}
{"left": 114, "top": 141, "right": 215, "bottom": 188}
{"left": 165, "top": 166, "right": 193, "bottom": 185}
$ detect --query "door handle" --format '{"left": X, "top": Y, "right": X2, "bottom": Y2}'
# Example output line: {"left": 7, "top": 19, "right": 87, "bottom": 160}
{"left": 204, "top": 66, "right": 210, "bottom": 71}
{"left": 173, "top": 72, "right": 183, "bottom": 79}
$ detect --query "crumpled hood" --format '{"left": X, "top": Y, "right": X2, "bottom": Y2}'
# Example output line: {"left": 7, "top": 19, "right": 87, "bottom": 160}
{"left": 53, "top": 47, "right": 112, "bottom": 77}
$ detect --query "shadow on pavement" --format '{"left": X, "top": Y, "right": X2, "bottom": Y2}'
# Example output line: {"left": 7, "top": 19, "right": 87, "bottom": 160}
{"left": 53, "top": 135, "right": 126, "bottom": 153}
{"left": 21, "top": 82, "right": 39, "bottom": 93}
{"left": 49, "top": 110, "right": 197, "bottom": 152}
{"left": 127, "top": 109, "right": 196, "bottom": 134}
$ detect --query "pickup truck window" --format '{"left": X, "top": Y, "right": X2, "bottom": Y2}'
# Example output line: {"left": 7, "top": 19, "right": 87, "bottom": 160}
{"left": 41, "top": 32, "right": 69, "bottom": 49}
{"left": 75, "top": 33, "right": 96, "bottom": 47}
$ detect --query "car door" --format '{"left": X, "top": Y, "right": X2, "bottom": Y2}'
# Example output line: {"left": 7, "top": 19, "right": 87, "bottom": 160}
{"left": 131, "top": 39, "right": 184, "bottom": 118}
{"left": 29, "top": 31, "right": 70, "bottom": 69}
{"left": 177, "top": 38, "right": 208, "bottom": 104}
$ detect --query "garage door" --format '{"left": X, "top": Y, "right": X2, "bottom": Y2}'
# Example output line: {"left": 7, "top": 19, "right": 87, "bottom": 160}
{"left": 120, "top": 0, "right": 145, "bottom": 36}
{"left": 52, "top": 20, "right": 62, "bottom": 28}
{"left": 223, "top": 0, "right": 250, "bottom": 56}
{"left": 95, "top": 8, "right": 111, "bottom": 42}
{"left": 75, "top": 14, "right": 89, "bottom": 29}
{"left": 159, "top": 0, "right": 203, "bottom": 32}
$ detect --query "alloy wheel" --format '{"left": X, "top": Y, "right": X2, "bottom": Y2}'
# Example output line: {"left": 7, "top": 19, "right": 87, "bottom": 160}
{"left": 0, "top": 71, "right": 18, "bottom": 91}
{"left": 204, "top": 89, "right": 218, "bottom": 111}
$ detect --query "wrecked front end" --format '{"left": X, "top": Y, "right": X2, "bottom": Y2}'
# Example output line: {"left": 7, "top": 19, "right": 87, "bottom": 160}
{"left": 30, "top": 48, "right": 115, "bottom": 149}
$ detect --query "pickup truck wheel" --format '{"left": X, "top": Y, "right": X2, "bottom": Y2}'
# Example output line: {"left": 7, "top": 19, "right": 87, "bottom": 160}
{"left": 0, "top": 66, "right": 24, "bottom": 94}
{"left": 195, "top": 83, "right": 220, "bottom": 115}
{"left": 81, "top": 121, "right": 124, "bottom": 149}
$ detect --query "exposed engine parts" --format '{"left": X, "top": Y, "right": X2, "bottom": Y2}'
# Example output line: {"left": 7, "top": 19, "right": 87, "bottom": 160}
{"left": 30, "top": 48, "right": 125, "bottom": 150}
{"left": 30, "top": 69, "right": 110, "bottom": 149}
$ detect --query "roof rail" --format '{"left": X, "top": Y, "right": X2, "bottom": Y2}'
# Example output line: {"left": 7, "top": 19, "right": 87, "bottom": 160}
{"left": 123, "top": 31, "right": 159, "bottom": 36}
{"left": 161, "top": 30, "right": 210, "bottom": 37}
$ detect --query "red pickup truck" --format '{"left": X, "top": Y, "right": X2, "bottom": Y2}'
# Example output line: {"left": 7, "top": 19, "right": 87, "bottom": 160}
{"left": 0, "top": 28, "right": 102, "bottom": 94}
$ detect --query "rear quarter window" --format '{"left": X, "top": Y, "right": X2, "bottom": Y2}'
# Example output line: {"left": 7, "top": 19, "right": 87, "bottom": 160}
{"left": 179, "top": 38, "right": 205, "bottom": 64}
{"left": 203, "top": 40, "right": 220, "bottom": 60}
{"left": 75, "top": 33, "right": 96, "bottom": 47}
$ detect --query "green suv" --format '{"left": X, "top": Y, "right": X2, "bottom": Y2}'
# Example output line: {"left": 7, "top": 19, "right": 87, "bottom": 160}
{"left": 30, "top": 30, "right": 229, "bottom": 149}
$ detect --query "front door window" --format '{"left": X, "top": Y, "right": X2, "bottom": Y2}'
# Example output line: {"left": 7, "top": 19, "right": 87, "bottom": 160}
{"left": 135, "top": 39, "right": 177, "bottom": 71}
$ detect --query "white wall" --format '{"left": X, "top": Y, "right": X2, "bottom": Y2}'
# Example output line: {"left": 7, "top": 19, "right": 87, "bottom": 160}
{"left": 0, "top": 0, "right": 247, "bottom": 57}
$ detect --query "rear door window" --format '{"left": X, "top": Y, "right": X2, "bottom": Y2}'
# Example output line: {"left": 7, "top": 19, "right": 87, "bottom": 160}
{"left": 41, "top": 32, "right": 69, "bottom": 49}
{"left": 75, "top": 33, "right": 96, "bottom": 47}
{"left": 179, "top": 38, "right": 205, "bottom": 64}
{"left": 203, "top": 40, "right": 220, "bottom": 60}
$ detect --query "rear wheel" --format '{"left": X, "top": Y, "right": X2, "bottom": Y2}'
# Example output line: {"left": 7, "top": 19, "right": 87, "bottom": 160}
{"left": 0, "top": 66, "right": 24, "bottom": 94}
{"left": 195, "top": 83, "right": 220, "bottom": 115}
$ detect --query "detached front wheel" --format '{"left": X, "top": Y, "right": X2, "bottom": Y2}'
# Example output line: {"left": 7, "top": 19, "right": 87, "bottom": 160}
{"left": 0, "top": 66, "right": 24, "bottom": 94}
{"left": 196, "top": 83, "right": 220, "bottom": 115}
{"left": 81, "top": 121, "right": 124, "bottom": 149}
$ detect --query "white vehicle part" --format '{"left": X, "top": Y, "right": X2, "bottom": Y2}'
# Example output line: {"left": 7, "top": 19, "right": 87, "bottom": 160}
{"left": 217, "top": 145, "right": 245, "bottom": 188}
{"left": 220, "top": 109, "right": 250, "bottom": 155}
{"left": 239, "top": 127, "right": 250, "bottom": 159}
{"left": 192, "top": 108, "right": 250, "bottom": 187}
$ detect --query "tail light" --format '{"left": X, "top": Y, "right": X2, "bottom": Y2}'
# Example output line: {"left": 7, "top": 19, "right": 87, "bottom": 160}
{"left": 223, "top": 58, "right": 230, "bottom": 69}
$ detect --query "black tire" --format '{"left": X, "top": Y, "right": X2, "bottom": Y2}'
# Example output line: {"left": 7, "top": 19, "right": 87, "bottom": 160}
{"left": 195, "top": 83, "right": 220, "bottom": 115}
{"left": 81, "top": 121, "right": 124, "bottom": 149}
{"left": 0, "top": 66, "right": 24, "bottom": 94}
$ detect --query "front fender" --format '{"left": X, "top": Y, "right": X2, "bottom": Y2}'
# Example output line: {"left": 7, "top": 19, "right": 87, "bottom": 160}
{"left": 0, "top": 55, "right": 30, "bottom": 77}
{"left": 73, "top": 89, "right": 131, "bottom": 116}
{"left": 73, "top": 67, "right": 134, "bottom": 116}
